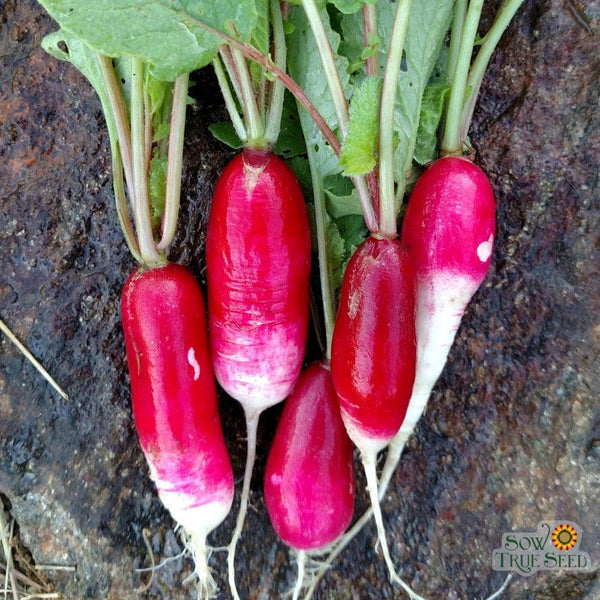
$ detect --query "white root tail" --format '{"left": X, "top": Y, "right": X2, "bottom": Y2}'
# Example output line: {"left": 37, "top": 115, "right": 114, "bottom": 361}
{"left": 183, "top": 531, "right": 218, "bottom": 600}
{"left": 291, "top": 550, "right": 307, "bottom": 600}
{"left": 227, "top": 409, "right": 261, "bottom": 600}
{"left": 362, "top": 450, "right": 426, "bottom": 600}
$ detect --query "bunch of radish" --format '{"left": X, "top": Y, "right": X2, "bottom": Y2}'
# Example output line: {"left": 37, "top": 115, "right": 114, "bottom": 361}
{"left": 288, "top": 1, "right": 526, "bottom": 598}
{"left": 37, "top": 0, "right": 527, "bottom": 597}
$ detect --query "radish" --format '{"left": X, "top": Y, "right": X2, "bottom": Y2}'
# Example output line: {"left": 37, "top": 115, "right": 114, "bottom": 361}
{"left": 330, "top": 235, "right": 422, "bottom": 598}
{"left": 264, "top": 361, "right": 355, "bottom": 600}
{"left": 205, "top": 2, "right": 316, "bottom": 592}
{"left": 206, "top": 149, "right": 311, "bottom": 408}
{"left": 205, "top": 147, "right": 311, "bottom": 598}
{"left": 331, "top": 236, "right": 416, "bottom": 452}
{"left": 122, "top": 263, "right": 234, "bottom": 596}
{"left": 39, "top": 32, "right": 237, "bottom": 593}
{"left": 378, "top": 156, "right": 495, "bottom": 490}
{"left": 378, "top": 0, "right": 527, "bottom": 494}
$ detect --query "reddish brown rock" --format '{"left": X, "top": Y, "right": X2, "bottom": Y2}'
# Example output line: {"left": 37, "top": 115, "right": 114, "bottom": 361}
{"left": 1, "top": 1, "right": 598, "bottom": 599}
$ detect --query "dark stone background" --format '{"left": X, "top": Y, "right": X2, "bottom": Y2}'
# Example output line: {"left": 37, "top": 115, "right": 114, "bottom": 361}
{"left": 1, "top": 0, "right": 598, "bottom": 598}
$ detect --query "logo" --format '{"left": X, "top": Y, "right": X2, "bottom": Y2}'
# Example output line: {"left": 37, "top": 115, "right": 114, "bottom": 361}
{"left": 492, "top": 521, "right": 591, "bottom": 577}
{"left": 551, "top": 523, "right": 577, "bottom": 551}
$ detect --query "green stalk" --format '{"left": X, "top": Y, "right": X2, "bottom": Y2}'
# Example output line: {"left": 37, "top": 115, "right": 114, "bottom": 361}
{"left": 300, "top": 0, "right": 377, "bottom": 232}
{"left": 157, "top": 73, "right": 189, "bottom": 251}
{"left": 213, "top": 55, "right": 247, "bottom": 143}
{"left": 96, "top": 55, "right": 134, "bottom": 202}
{"left": 378, "top": 0, "right": 412, "bottom": 238}
{"left": 301, "top": 0, "right": 349, "bottom": 136}
{"left": 219, "top": 46, "right": 246, "bottom": 114}
{"left": 446, "top": 0, "right": 467, "bottom": 86}
{"left": 111, "top": 143, "right": 142, "bottom": 262}
{"left": 143, "top": 83, "right": 152, "bottom": 173}
{"left": 95, "top": 55, "right": 141, "bottom": 261}
{"left": 441, "top": 0, "right": 484, "bottom": 156}
{"left": 264, "top": 0, "right": 287, "bottom": 145}
{"left": 352, "top": 176, "right": 378, "bottom": 234}
{"left": 130, "top": 58, "right": 162, "bottom": 264}
{"left": 189, "top": 15, "right": 341, "bottom": 156}
{"left": 362, "top": 3, "right": 379, "bottom": 77}
{"left": 459, "top": 0, "right": 526, "bottom": 141}
{"left": 157, "top": 82, "right": 174, "bottom": 160}
{"left": 230, "top": 45, "right": 266, "bottom": 147}
{"left": 307, "top": 140, "right": 336, "bottom": 357}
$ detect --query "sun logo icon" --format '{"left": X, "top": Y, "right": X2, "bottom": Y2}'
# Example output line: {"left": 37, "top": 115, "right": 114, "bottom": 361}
{"left": 551, "top": 524, "right": 578, "bottom": 551}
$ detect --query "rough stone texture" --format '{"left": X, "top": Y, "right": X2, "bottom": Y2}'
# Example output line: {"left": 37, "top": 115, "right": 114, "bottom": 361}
{"left": 0, "top": 1, "right": 598, "bottom": 599}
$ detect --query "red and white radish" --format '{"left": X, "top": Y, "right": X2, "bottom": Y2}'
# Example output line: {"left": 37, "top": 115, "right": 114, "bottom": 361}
{"left": 205, "top": 147, "right": 311, "bottom": 597}
{"left": 264, "top": 361, "right": 355, "bottom": 599}
{"left": 378, "top": 155, "right": 495, "bottom": 492}
{"left": 331, "top": 235, "right": 423, "bottom": 598}
{"left": 331, "top": 236, "right": 416, "bottom": 453}
{"left": 121, "top": 263, "right": 234, "bottom": 597}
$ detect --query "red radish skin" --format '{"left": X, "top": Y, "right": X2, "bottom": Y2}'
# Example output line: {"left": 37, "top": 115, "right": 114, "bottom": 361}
{"left": 265, "top": 361, "right": 355, "bottom": 600}
{"left": 380, "top": 156, "right": 495, "bottom": 492}
{"left": 121, "top": 263, "right": 234, "bottom": 596}
{"left": 264, "top": 361, "right": 355, "bottom": 552}
{"left": 331, "top": 236, "right": 416, "bottom": 454}
{"left": 330, "top": 236, "right": 423, "bottom": 597}
{"left": 206, "top": 148, "right": 311, "bottom": 411}
{"left": 205, "top": 148, "right": 311, "bottom": 599}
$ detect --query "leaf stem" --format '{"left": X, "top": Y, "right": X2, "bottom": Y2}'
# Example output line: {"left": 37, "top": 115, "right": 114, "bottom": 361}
{"left": 378, "top": 0, "right": 412, "bottom": 238}
{"left": 111, "top": 142, "right": 142, "bottom": 262}
{"left": 307, "top": 141, "right": 336, "bottom": 357}
{"left": 446, "top": 0, "right": 467, "bottom": 87}
{"left": 293, "top": 3, "right": 377, "bottom": 229}
{"left": 441, "top": 0, "right": 484, "bottom": 155}
{"left": 157, "top": 73, "right": 189, "bottom": 251}
{"left": 213, "top": 52, "right": 248, "bottom": 142}
{"left": 186, "top": 14, "right": 342, "bottom": 155}
{"left": 219, "top": 46, "right": 246, "bottom": 114}
{"left": 96, "top": 55, "right": 134, "bottom": 203}
{"left": 94, "top": 56, "right": 142, "bottom": 261}
{"left": 301, "top": 0, "right": 349, "bottom": 136}
{"left": 130, "top": 58, "right": 163, "bottom": 264}
{"left": 264, "top": 0, "right": 287, "bottom": 145}
{"left": 143, "top": 81, "right": 152, "bottom": 173}
{"left": 230, "top": 43, "right": 266, "bottom": 147}
{"left": 363, "top": 3, "right": 379, "bottom": 77}
{"left": 459, "top": 0, "right": 526, "bottom": 142}
{"left": 352, "top": 176, "right": 378, "bottom": 234}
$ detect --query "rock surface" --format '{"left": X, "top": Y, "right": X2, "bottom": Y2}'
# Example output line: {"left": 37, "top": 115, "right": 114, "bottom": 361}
{"left": 1, "top": 1, "right": 599, "bottom": 599}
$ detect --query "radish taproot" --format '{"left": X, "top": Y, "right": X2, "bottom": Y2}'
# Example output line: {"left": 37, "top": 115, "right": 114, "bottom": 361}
{"left": 264, "top": 361, "right": 355, "bottom": 599}
{"left": 378, "top": 155, "right": 495, "bottom": 491}
{"left": 331, "top": 235, "right": 423, "bottom": 598}
{"left": 206, "top": 147, "right": 311, "bottom": 598}
{"left": 121, "top": 263, "right": 234, "bottom": 596}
